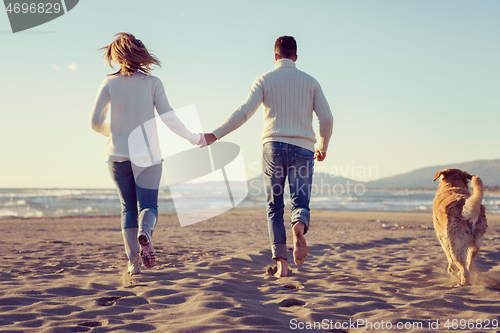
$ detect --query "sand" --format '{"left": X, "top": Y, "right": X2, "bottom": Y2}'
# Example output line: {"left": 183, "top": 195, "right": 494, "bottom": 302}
{"left": 1, "top": 210, "right": 500, "bottom": 333}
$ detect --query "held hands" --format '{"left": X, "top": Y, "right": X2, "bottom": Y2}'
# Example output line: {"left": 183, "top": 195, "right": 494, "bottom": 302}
{"left": 314, "top": 148, "right": 326, "bottom": 162}
{"left": 197, "top": 135, "right": 326, "bottom": 159}
{"left": 197, "top": 133, "right": 217, "bottom": 147}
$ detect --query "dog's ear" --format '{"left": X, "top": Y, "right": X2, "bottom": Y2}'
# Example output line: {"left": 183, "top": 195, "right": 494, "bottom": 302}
{"left": 433, "top": 170, "right": 445, "bottom": 182}
{"left": 461, "top": 171, "right": 473, "bottom": 183}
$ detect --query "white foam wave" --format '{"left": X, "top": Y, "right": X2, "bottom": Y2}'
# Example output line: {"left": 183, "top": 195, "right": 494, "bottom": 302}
{"left": 4, "top": 199, "right": 27, "bottom": 206}
{"left": 55, "top": 207, "right": 94, "bottom": 215}
{"left": 0, "top": 209, "right": 18, "bottom": 217}
{"left": 25, "top": 210, "right": 44, "bottom": 218}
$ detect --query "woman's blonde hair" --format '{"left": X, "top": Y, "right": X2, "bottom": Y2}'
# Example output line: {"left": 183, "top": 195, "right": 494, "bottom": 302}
{"left": 101, "top": 32, "right": 161, "bottom": 76}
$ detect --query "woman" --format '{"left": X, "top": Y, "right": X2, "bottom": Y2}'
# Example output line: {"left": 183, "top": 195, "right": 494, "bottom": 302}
{"left": 90, "top": 33, "right": 200, "bottom": 275}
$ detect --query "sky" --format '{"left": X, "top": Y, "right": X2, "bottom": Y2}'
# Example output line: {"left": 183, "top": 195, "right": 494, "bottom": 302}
{"left": 0, "top": 0, "right": 499, "bottom": 188}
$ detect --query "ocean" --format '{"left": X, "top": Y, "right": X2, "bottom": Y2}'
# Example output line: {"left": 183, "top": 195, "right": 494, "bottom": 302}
{"left": 1, "top": 184, "right": 499, "bottom": 219}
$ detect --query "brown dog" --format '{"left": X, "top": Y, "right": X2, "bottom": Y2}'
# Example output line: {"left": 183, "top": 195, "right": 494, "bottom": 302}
{"left": 432, "top": 168, "right": 487, "bottom": 286}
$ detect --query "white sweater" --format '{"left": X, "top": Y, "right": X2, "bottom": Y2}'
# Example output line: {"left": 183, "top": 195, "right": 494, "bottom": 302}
{"left": 90, "top": 73, "right": 200, "bottom": 162}
{"left": 213, "top": 58, "right": 333, "bottom": 152}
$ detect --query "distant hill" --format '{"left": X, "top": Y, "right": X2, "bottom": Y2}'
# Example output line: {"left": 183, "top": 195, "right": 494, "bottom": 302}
{"left": 245, "top": 159, "right": 500, "bottom": 193}
{"left": 366, "top": 159, "right": 500, "bottom": 188}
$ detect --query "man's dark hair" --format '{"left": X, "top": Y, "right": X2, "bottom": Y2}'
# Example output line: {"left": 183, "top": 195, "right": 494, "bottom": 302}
{"left": 274, "top": 36, "right": 297, "bottom": 59}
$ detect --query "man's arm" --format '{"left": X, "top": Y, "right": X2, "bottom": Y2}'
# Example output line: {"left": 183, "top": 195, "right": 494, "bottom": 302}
{"left": 313, "top": 83, "right": 333, "bottom": 156}
{"left": 211, "top": 77, "right": 264, "bottom": 140}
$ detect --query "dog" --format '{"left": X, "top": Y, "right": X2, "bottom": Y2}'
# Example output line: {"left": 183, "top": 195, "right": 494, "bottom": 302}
{"left": 432, "top": 168, "right": 487, "bottom": 286}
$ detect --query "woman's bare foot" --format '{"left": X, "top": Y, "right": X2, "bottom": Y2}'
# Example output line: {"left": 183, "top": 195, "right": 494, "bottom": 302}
{"left": 275, "top": 258, "right": 290, "bottom": 278}
{"left": 293, "top": 222, "right": 308, "bottom": 265}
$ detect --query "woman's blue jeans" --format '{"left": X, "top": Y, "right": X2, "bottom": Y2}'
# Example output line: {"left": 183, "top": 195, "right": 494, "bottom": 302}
{"left": 108, "top": 161, "right": 162, "bottom": 230}
{"left": 262, "top": 142, "right": 314, "bottom": 260}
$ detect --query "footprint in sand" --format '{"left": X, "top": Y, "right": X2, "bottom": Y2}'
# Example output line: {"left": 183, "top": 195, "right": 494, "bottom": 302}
{"left": 278, "top": 299, "right": 306, "bottom": 307}
{"left": 283, "top": 284, "right": 300, "bottom": 290}
{"left": 96, "top": 296, "right": 122, "bottom": 306}
{"left": 266, "top": 266, "right": 277, "bottom": 276}
{"left": 50, "top": 241, "right": 72, "bottom": 245}
{"left": 266, "top": 266, "right": 293, "bottom": 277}
{"left": 78, "top": 321, "right": 102, "bottom": 328}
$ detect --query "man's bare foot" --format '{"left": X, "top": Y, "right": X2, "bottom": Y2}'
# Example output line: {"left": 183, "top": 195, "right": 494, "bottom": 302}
{"left": 274, "top": 258, "right": 290, "bottom": 278}
{"left": 293, "top": 222, "right": 308, "bottom": 265}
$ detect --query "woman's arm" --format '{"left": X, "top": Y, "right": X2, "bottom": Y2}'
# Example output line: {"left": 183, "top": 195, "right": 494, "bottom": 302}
{"left": 159, "top": 111, "right": 201, "bottom": 145}
{"left": 90, "top": 79, "right": 111, "bottom": 137}
{"left": 154, "top": 78, "right": 200, "bottom": 145}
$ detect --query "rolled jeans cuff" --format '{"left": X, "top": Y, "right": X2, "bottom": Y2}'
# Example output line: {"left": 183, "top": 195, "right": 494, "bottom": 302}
{"left": 271, "top": 243, "right": 288, "bottom": 261}
{"left": 291, "top": 210, "right": 310, "bottom": 235}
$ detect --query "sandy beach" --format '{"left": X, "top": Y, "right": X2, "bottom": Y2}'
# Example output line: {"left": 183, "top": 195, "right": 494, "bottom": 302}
{"left": 1, "top": 210, "right": 500, "bottom": 332}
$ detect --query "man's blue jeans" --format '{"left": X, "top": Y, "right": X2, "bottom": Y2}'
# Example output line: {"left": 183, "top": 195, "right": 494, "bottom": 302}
{"left": 108, "top": 161, "right": 162, "bottom": 230}
{"left": 262, "top": 142, "right": 314, "bottom": 260}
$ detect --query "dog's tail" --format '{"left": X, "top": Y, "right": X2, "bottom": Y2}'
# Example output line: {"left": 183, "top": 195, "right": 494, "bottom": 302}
{"left": 462, "top": 175, "right": 484, "bottom": 224}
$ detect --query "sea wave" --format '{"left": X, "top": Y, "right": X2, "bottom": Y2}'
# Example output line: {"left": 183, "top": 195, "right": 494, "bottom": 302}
{"left": 4, "top": 199, "right": 27, "bottom": 206}
{"left": 0, "top": 188, "right": 498, "bottom": 219}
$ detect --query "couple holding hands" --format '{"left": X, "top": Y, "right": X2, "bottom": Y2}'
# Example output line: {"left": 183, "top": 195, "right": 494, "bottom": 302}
{"left": 90, "top": 33, "right": 333, "bottom": 278}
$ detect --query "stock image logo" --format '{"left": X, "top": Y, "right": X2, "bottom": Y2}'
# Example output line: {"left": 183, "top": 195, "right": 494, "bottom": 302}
{"left": 4, "top": 0, "right": 78, "bottom": 33}
{"left": 128, "top": 105, "right": 248, "bottom": 227}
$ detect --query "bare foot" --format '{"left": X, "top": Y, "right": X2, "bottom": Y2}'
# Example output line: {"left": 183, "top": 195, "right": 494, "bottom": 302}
{"left": 274, "top": 258, "right": 290, "bottom": 278}
{"left": 293, "top": 222, "right": 308, "bottom": 266}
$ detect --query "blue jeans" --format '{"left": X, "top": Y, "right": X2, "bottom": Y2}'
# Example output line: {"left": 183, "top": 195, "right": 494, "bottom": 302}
{"left": 108, "top": 161, "right": 162, "bottom": 230}
{"left": 262, "top": 142, "right": 314, "bottom": 260}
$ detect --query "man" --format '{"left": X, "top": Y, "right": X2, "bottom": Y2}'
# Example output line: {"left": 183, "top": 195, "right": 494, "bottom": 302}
{"left": 202, "top": 36, "right": 333, "bottom": 277}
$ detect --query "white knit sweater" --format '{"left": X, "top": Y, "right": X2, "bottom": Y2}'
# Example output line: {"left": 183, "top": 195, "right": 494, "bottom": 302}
{"left": 90, "top": 73, "right": 200, "bottom": 162}
{"left": 213, "top": 58, "right": 333, "bottom": 152}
